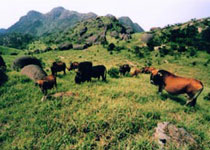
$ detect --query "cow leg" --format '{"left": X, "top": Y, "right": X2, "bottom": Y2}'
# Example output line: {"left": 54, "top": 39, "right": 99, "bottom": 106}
{"left": 64, "top": 69, "right": 66, "bottom": 75}
{"left": 186, "top": 98, "right": 196, "bottom": 107}
{"left": 102, "top": 74, "right": 106, "bottom": 81}
{"left": 186, "top": 92, "right": 196, "bottom": 106}
{"left": 158, "top": 85, "right": 163, "bottom": 94}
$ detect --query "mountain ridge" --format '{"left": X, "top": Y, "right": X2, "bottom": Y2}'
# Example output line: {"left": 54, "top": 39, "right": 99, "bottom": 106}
{"left": 4, "top": 7, "right": 143, "bottom": 36}
{"left": 118, "top": 16, "right": 144, "bottom": 33}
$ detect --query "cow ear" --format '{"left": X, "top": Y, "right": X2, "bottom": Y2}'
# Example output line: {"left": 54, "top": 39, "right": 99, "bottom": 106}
{"left": 158, "top": 72, "right": 163, "bottom": 77}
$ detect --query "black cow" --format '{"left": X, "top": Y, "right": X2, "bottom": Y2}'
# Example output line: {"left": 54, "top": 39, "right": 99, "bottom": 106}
{"left": 75, "top": 63, "right": 106, "bottom": 84}
{"left": 68, "top": 62, "right": 79, "bottom": 71}
{"left": 91, "top": 65, "right": 106, "bottom": 81}
{"left": 75, "top": 61, "right": 92, "bottom": 84}
{"left": 119, "top": 64, "right": 131, "bottom": 75}
{"left": 51, "top": 61, "right": 66, "bottom": 75}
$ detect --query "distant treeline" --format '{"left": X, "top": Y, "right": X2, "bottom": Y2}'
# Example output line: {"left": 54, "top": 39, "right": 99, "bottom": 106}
{"left": 0, "top": 33, "right": 35, "bottom": 49}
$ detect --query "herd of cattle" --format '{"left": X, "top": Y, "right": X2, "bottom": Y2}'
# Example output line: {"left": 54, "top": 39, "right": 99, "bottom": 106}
{"left": 0, "top": 55, "right": 204, "bottom": 106}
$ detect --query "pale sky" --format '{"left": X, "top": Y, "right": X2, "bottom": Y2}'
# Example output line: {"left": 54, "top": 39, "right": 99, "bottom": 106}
{"left": 0, "top": 0, "right": 210, "bottom": 31}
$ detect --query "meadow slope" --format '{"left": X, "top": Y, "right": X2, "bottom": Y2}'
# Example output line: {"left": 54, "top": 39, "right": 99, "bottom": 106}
{"left": 0, "top": 45, "right": 210, "bottom": 149}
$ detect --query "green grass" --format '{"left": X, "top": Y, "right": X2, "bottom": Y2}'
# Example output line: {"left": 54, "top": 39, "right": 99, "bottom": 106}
{"left": 0, "top": 45, "right": 210, "bottom": 149}
{"left": 0, "top": 46, "right": 24, "bottom": 55}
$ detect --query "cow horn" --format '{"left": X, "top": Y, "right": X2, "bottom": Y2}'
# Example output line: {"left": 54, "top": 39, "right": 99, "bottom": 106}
{"left": 158, "top": 72, "right": 163, "bottom": 76}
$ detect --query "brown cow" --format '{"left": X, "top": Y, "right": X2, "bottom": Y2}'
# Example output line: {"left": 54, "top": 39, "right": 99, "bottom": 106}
{"left": 36, "top": 75, "right": 57, "bottom": 96}
{"left": 51, "top": 61, "right": 66, "bottom": 75}
{"left": 150, "top": 70, "right": 203, "bottom": 106}
{"left": 141, "top": 66, "right": 156, "bottom": 74}
{"left": 131, "top": 68, "right": 142, "bottom": 77}
{"left": 68, "top": 62, "right": 79, "bottom": 71}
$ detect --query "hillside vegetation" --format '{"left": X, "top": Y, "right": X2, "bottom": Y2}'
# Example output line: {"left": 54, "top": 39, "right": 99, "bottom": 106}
{"left": 147, "top": 17, "right": 210, "bottom": 54}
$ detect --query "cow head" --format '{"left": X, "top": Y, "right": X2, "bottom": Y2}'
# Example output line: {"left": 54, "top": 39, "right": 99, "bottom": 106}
{"left": 50, "top": 66, "right": 56, "bottom": 75}
{"left": 68, "top": 62, "right": 79, "bottom": 71}
{"left": 150, "top": 70, "right": 163, "bottom": 85}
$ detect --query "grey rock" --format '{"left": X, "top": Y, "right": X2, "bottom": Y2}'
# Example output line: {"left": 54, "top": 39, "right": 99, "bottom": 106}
{"left": 154, "top": 122, "right": 197, "bottom": 149}
{"left": 21, "top": 65, "right": 47, "bottom": 81}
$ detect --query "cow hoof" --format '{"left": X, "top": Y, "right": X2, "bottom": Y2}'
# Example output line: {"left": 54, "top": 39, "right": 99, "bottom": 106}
{"left": 41, "top": 96, "right": 47, "bottom": 102}
{"left": 186, "top": 101, "right": 195, "bottom": 107}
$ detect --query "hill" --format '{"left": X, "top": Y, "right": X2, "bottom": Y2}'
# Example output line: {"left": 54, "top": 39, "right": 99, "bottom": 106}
{"left": 0, "top": 32, "right": 34, "bottom": 49}
{"left": 119, "top": 17, "right": 144, "bottom": 33}
{"left": 0, "top": 46, "right": 23, "bottom": 55}
{"left": 6, "top": 7, "right": 97, "bottom": 36}
{"left": 0, "top": 28, "right": 6, "bottom": 34}
{"left": 28, "top": 16, "right": 137, "bottom": 51}
{"left": 147, "top": 17, "right": 210, "bottom": 54}
{"left": 5, "top": 7, "right": 143, "bottom": 37}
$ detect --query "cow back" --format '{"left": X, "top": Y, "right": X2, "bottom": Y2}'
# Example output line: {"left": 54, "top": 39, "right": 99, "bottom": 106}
{"left": 91, "top": 65, "right": 106, "bottom": 77}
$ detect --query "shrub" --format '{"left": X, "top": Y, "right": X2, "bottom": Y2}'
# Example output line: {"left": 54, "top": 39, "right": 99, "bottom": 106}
{"left": 145, "top": 59, "right": 152, "bottom": 66}
{"left": 204, "top": 93, "right": 210, "bottom": 101}
{"left": 107, "top": 43, "right": 115, "bottom": 51}
{"left": 204, "top": 59, "right": 210, "bottom": 66}
{"left": 133, "top": 46, "right": 144, "bottom": 58}
{"left": 159, "top": 46, "right": 169, "bottom": 57}
{"left": 189, "top": 47, "right": 197, "bottom": 57}
{"left": 178, "top": 44, "right": 187, "bottom": 52}
{"left": 108, "top": 67, "right": 120, "bottom": 78}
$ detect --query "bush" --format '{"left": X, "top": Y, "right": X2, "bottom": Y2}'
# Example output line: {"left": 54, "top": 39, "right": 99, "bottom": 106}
{"left": 133, "top": 46, "right": 144, "bottom": 58}
{"left": 204, "top": 93, "right": 210, "bottom": 101}
{"left": 178, "top": 44, "right": 187, "bottom": 52}
{"left": 108, "top": 67, "right": 120, "bottom": 78}
{"left": 204, "top": 59, "right": 210, "bottom": 66}
{"left": 145, "top": 59, "right": 152, "bottom": 66}
{"left": 189, "top": 47, "right": 197, "bottom": 57}
{"left": 107, "top": 43, "right": 115, "bottom": 51}
{"left": 159, "top": 46, "right": 170, "bottom": 57}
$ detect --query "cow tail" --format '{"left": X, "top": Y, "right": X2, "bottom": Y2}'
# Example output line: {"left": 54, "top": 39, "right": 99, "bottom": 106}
{"left": 192, "top": 81, "right": 204, "bottom": 100}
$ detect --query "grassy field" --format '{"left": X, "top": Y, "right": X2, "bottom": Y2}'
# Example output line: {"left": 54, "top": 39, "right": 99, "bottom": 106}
{"left": 0, "top": 45, "right": 210, "bottom": 149}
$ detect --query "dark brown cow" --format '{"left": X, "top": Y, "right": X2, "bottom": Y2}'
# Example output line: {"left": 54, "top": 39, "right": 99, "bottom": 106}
{"left": 68, "top": 62, "right": 79, "bottom": 71}
{"left": 150, "top": 70, "right": 204, "bottom": 106}
{"left": 51, "top": 61, "right": 66, "bottom": 75}
{"left": 119, "top": 64, "right": 131, "bottom": 75}
{"left": 36, "top": 75, "right": 57, "bottom": 96}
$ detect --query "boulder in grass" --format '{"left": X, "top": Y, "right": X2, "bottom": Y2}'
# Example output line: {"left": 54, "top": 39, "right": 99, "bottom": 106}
{"left": 86, "top": 35, "right": 99, "bottom": 44}
{"left": 12, "top": 56, "right": 42, "bottom": 71}
{"left": 140, "top": 33, "right": 153, "bottom": 43}
{"left": 58, "top": 43, "right": 73, "bottom": 51}
{"left": 153, "top": 122, "right": 197, "bottom": 149}
{"left": 21, "top": 65, "right": 47, "bottom": 81}
{"left": 79, "top": 27, "right": 88, "bottom": 36}
{"left": 73, "top": 44, "right": 88, "bottom": 50}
